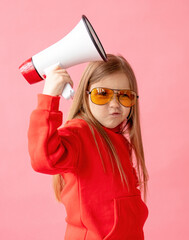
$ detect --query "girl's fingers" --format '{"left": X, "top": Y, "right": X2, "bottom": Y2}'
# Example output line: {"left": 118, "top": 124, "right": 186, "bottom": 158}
{"left": 61, "top": 74, "right": 73, "bottom": 87}
{"left": 43, "top": 66, "right": 73, "bottom": 96}
{"left": 66, "top": 78, "right": 74, "bottom": 88}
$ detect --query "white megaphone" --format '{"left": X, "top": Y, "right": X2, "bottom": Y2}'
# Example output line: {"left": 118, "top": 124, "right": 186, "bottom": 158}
{"left": 19, "top": 15, "right": 107, "bottom": 99}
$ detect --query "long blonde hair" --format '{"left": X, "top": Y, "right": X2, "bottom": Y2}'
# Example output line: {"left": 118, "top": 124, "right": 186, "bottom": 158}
{"left": 53, "top": 54, "right": 149, "bottom": 202}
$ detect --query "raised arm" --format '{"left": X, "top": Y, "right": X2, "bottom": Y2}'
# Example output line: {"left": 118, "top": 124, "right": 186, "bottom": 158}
{"left": 28, "top": 94, "right": 80, "bottom": 175}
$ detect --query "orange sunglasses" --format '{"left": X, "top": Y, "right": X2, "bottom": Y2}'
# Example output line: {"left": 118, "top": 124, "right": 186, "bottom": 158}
{"left": 87, "top": 88, "right": 138, "bottom": 107}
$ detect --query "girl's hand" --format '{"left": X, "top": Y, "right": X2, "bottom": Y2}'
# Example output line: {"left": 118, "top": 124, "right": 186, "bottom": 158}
{"left": 42, "top": 66, "right": 73, "bottom": 96}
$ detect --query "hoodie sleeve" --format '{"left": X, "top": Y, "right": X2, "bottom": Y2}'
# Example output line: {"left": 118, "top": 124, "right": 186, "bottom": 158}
{"left": 28, "top": 94, "right": 80, "bottom": 175}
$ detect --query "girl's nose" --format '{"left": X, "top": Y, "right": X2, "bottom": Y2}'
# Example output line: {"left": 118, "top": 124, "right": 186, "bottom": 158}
{"left": 109, "top": 95, "right": 120, "bottom": 107}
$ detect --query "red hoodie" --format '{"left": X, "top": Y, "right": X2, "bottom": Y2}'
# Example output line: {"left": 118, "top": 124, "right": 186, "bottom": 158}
{"left": 28, "top": 94, "right": 148, "bottom": 240}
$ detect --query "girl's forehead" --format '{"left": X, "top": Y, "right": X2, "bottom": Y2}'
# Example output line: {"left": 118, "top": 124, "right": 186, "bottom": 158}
{"left": 90, "top": 72, "right": 130, "bottom": 90}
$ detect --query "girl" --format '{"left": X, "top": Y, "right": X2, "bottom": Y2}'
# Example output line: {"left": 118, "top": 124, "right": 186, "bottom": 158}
{"left": 28, "top": 54, "right": 149, "bottom": 240}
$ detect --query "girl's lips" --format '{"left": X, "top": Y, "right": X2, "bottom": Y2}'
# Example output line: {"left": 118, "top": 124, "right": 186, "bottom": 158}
{"left": 110, "top": 112, "right": 121, "bottom": 115}
{"left": 110, "top": 112, "right": 121, "bottom": 117}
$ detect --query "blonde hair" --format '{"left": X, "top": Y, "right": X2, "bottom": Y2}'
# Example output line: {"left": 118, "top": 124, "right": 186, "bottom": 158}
{"left": 53, "top": 54, "right": 149, "bottom": 202}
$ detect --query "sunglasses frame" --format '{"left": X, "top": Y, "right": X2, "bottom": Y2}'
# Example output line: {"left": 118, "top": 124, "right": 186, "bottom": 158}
{"left": 86, "top": 87, "right": 139, "bottom": 107}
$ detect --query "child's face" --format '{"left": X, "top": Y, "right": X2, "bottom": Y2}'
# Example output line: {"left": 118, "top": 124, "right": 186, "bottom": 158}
{"left": 88, "top": 72, "right": 131, "bottom": 129}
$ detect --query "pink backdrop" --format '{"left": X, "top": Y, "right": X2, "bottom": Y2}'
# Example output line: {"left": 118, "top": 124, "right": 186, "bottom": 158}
{"left": 1, "top": 0, "right": 189, "bottom": 239}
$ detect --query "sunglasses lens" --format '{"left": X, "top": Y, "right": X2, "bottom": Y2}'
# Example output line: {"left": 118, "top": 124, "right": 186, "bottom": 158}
{"left": 119, "top": 90, "right": 136, "bottom": 107}
{"left": 90, "top": 88, "right": 113, "bottom": 105}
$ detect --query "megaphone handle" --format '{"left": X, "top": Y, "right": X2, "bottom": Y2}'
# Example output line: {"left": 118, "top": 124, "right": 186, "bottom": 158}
{"left": 62, "top": 83, "right": 75, "bottom": 100}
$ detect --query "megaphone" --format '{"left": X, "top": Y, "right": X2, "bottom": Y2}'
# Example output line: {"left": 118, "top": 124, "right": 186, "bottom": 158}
{"left": 19, "top": 15, "right": 107, "bottom": 99}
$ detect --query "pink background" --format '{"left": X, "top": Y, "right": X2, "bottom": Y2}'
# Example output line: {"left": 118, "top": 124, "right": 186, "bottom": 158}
{"left": 0, "top": 0, "right": 189, "bottom": 239}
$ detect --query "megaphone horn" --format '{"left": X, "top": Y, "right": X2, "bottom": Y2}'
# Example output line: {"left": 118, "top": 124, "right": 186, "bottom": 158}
{"left": 19, "top": 15, "right": 107, "bottom": 99}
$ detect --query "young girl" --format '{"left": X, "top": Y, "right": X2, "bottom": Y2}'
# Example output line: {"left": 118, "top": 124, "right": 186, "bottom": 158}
{"left": 28, "top": 54, "right": 149, "bottom": 240}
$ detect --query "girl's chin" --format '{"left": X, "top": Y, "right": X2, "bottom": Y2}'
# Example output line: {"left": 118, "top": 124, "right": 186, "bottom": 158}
{"left": 102, "top": 121, "right": 124, "bottom": 129}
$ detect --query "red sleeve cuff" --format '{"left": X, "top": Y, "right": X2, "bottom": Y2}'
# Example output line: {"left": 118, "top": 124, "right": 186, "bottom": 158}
{"left": 37, "top": 94, "right": 61, "bottom": 111}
